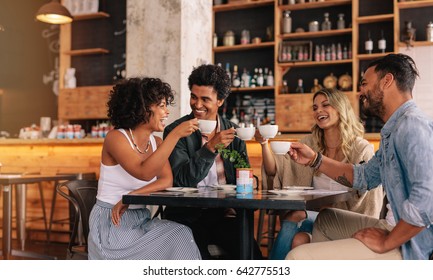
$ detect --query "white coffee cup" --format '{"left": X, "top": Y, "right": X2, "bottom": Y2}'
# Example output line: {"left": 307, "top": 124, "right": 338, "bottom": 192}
{"left": 198, "top": 119, "right": 217, "bottom": 134}
{"left": 270, "top": 141, "right": 292, "bottom": 155}
{"left": 258, "top": 124, "right": 278, "bottom": 139}
{"left": 235, "top": 126, "right": 255, "bottom": 140}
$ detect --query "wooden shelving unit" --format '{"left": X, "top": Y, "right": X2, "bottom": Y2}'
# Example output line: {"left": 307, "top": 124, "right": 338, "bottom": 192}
{"left": 397, "top": 0, "right": 433, "bottom": 9}
{"left": 58, "top": 2, "right": 126, "bottom": 123}
{"left": 73, "top": 12, "right": 110, "bottom": 21}
{"left": 213, "top": 41, "right": 274, "bottom": 53}
{"left": 280, "top": 28, "right": 352, "bottom": 40}
{"left": 213, "top": 0, "right": 274, "bottom": 12}
{"left": 231, "top": 86, "right": 274, "bottom": 92}
{"left": 63, "top": 48, "right": 109, "bottom": 56}
{"left": 356, "top": 14, "right": 394, "bottom": 24}
{"left": 278, "top": 0, "right": 351, "bottom": 11}
{"left": 357, "top": 52, "right": 394, "bottom": 60}
{"left": 211, "top": 0, "right": 432, "bottom": 132}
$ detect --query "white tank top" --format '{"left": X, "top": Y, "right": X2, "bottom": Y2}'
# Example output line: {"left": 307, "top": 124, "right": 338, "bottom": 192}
{"left": 96, "top": 129, "right": 157, "bottom": 206}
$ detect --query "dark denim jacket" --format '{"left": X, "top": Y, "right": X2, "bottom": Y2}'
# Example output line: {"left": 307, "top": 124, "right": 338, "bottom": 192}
{"left": 163, "top": 113, "right": 248, "bottom": 187}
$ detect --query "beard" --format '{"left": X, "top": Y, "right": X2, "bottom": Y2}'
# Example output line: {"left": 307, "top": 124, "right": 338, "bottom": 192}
{"left": 360, "top": 85, "right": 386, "bottom": 120}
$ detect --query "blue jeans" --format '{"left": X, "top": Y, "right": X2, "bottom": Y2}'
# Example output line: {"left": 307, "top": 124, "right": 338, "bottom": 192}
{"left": 269, "top": 211, "right": 318, "bottom": 260}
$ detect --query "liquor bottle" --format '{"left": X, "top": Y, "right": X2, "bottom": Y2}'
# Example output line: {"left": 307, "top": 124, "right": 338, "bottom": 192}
{"left": 315, "top": 45, "right": 321, "bottom": 61}
{"left": 378, "top": 30, "right": 386, "bottom": 53}
{"left": 282, "top": 10, "right": 292, "bottom": 34}
{"left": 303, "top": 46, "right": 309, "bottom": 61}
{"left": 264, "top": 67, "right": 269, "bottom": 82}
{"left": 331, "top": 43, "right": 336, "bottom": 61}
{"left": 321, "top": 12, "right": 331, "bottom": 31}
{"left": 241, "top": 68, "right": 250, "bottom": 88}
{"left": 232, "top": 64, "right": 241, "bottom": 87}
{"left": 257, "top": 68, "right": 264, "bottom": 87}
{"left": 365, "top": 31, "right": 373, "bottom": 54}
{"left": 325, "top": 45, "right": 331, "bottom": 61}
{"left": 337, "top": 43, "right": 342, "bottom": 60}
{"left": 298, "top": 46, "right": 304, "bottom": 61}
{"left": 348, "top": 43, "right": 352, "bottom": 58}
{"left": 286, "top": 45, "right": 292, "bottom": 61}
{"left": 337, "top": 13, "right": 345, "bottom": 30}
{"left": 311, "top": 78, "right": 323, "bottom": 93}
{"left": 230, "top": 108, "right": 239, "bottom": 125}
{"left": 295, "top": 79, "right": 304, "bottom": 93}
{"left": 225, "top": 62, "right": 231, "bottom": 81}
{"left": 320, "top": 44, "right": 326, "bottom": 61}
{"left": 266, "top": 70, "right": 274, "bottom": 86}
{"left": 342, "top": 44, "right": 348, "bottom": 59}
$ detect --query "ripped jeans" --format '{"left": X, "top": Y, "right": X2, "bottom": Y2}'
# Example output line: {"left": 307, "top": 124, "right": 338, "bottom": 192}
{"left": 269, "top": 211, "right": 318, "bottom": 260}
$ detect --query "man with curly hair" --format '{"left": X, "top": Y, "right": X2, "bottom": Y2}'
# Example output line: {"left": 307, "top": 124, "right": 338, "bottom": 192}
{"left": 163, "top": 64, "right": 262, "bottom": 259}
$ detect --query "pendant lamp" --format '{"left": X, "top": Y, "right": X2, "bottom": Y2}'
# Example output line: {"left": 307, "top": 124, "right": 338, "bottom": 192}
{"left": 36, "top": 0, "right": 73, "bottom": 24}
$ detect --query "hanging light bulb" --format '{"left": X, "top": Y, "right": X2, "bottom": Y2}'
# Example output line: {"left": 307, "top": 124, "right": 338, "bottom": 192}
{"left": 36, "top": 0, "right": 73, "bottom": 24}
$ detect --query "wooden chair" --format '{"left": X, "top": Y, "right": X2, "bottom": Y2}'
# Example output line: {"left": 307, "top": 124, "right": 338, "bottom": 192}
{"left": 56, "top": 179, "right": 98, "bottom": 260}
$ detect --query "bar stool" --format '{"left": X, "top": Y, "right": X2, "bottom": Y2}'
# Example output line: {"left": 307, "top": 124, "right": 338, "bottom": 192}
{"left": 47, "top": 172, "right": 96, "bottom": 243}
{"left": 1, "top": 172, "right": 49, "bottom": 250}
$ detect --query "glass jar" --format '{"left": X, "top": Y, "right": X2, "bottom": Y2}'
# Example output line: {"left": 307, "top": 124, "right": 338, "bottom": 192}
{"left": 282, "top": 11, "right": 292, "bottom": 34}
{"left": 309, "top": 21, "right": 319, "bottom": 32}
{"left": 337, "top": 13, "right": 345, "bottom": 30}
{"left": 223, "top": 30, "right": 235, "bottom": 46}
{"left": 321, "top": 12, "right": 331, "bottom": 31}
{"left": 427, "top": 22, "right": 433, "bottom": 42}
{"left": 241, "top": 30, "right": 250, "bottom": 44}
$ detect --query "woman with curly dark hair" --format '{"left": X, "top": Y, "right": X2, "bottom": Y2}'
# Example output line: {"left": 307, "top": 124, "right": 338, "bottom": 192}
{"left": 88, "top": 77, "right": 201, "bottom": 259}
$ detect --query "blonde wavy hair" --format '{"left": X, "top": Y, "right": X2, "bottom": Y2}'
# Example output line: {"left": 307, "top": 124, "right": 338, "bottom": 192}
{"left": 311, "top": 88, "right": 364, "bottom": 162}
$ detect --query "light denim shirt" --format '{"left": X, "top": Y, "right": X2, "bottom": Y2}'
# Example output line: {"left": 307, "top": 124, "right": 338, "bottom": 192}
{"left": 353, "top": 100, "right": 433, "bottom": 260}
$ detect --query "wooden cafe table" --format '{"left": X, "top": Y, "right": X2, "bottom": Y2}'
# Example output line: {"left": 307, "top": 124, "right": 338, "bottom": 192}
{"left": 0, "top": 173, "right": 77, "bottom": 260}
{"left": 123, "top": 187, "right": 354, "bottom": 260}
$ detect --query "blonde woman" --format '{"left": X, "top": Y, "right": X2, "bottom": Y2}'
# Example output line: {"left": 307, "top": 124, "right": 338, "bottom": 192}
{"left": 256, "top": 88, "right": 384, "bottom": 260}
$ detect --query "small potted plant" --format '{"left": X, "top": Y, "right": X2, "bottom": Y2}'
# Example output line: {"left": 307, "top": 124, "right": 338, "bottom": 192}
{"left": 215, "top": 144, "right": 253, "bottom": 194}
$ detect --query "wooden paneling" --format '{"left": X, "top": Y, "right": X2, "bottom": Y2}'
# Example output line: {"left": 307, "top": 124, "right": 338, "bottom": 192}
{"left": 0, "top": 139, "right": 103, "bottom": 242}
{"left": 58, "top": 85, "right": 112, "bottom": 120}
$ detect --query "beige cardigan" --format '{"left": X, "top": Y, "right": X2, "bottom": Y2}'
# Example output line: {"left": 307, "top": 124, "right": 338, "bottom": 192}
{"left": 262, "top": 135, "right": 384, "bottom": 218}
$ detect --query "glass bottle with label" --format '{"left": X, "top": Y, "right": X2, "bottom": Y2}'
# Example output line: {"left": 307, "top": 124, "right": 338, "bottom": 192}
{"left": 378, "top": 30, "right": 386, "bottom": 53}
{"left": 337, "top": 13, "right": 345, "bottom": 30}
{"left": 321, "top": 12, "right": 332, "bottom": 31}
{"left": 282, "top": 11, "right": 292, "bottom": 34}
{"left": 232, "top": 65, "right": 241, "bottom": 87}
{"left": 295, "top": 79, "right": 304, "bottom": 93}
{"left": 365, "top": 31, "right": 373, "bottom": 54}
{"left": 266, "top": 70, "right": 274, "bottom": 87}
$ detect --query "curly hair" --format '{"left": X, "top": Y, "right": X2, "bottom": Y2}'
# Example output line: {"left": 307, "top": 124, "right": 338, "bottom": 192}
{"left": 311, "top": 88, "right": 365, "bottom": 163}
{"left": 107, "top": 77, "right": 175, "bottom": 129}
{"left": 188, "top": 64, "right": 231, "bottom": 100}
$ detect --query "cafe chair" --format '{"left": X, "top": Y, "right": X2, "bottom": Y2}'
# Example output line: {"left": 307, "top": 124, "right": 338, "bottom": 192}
{"left": 47, "top": 172, "right": 96, "bottom": 244}
{"left": 56, "top": 179, "right": 98, "bottom": 260}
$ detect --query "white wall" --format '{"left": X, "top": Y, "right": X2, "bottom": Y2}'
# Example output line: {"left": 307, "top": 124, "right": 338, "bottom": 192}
{"left": 400, "top": 46, "right": 433, "bottom": 119}
{"left": 126, "top": 0, "right": 212, "bottom": 126}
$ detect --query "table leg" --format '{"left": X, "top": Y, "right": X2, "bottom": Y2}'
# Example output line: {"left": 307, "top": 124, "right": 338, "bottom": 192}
{"left": 237, "top": 208, "right": 254, "bottom": 260}
{"left": 2, "top": 184, "right": 12, "bottom": 260}
{"left": 16, "top": 184, "right": 27, "bottom": 250}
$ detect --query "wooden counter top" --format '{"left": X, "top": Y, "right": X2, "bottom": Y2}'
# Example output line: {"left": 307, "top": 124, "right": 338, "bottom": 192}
{"left": 0, "top": 138, "right": 104, "bottom": 145}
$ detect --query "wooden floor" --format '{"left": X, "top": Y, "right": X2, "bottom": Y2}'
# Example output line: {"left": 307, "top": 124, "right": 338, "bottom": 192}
{"left": 0, "top": 239, "right": 69, "bottom": 260}
{"left": 0, "top": 210, "right": 277, "bottom": 260}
